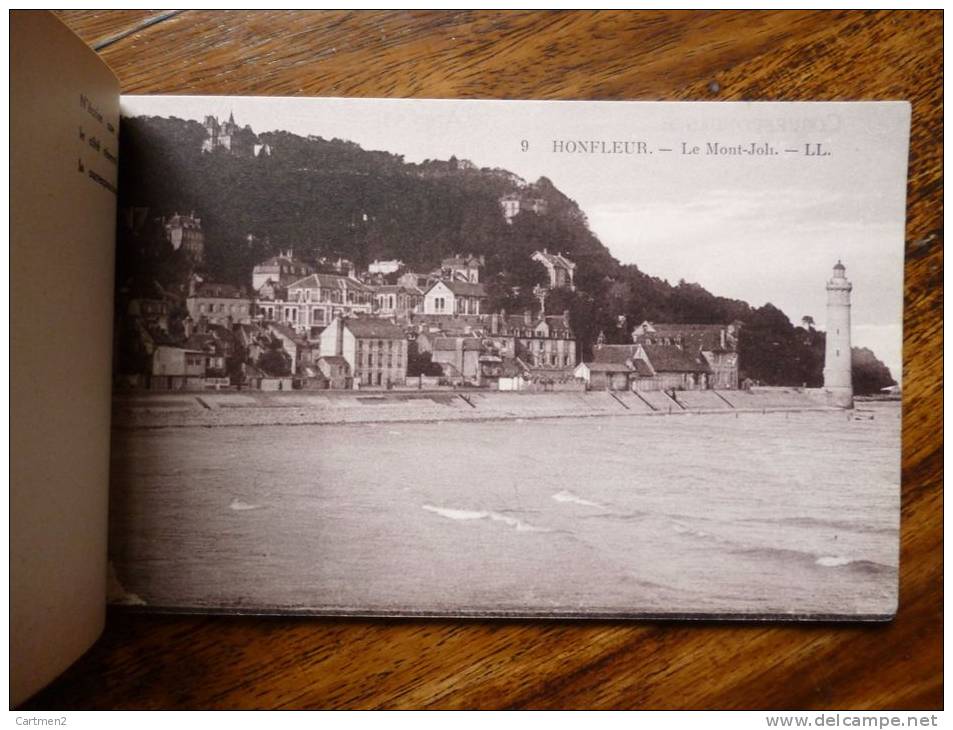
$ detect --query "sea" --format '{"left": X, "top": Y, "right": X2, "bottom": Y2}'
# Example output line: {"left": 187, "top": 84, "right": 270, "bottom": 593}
{"left": 108, "top": 402, "right": 900, "bottom": 619}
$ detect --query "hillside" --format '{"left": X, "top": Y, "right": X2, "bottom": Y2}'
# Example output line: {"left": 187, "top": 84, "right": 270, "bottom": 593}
{"left": 116, "top": 115, "right": 895, "bottom": 393}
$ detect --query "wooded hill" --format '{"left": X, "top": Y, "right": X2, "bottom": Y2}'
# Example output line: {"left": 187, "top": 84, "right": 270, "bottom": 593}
{"left": 116, "top": 115, "right": 896, "bottom": 393}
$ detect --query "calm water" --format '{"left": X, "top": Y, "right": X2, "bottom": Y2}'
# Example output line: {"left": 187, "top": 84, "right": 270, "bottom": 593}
{"left": 109, "top": 403, "right": 900, "bottom": 618}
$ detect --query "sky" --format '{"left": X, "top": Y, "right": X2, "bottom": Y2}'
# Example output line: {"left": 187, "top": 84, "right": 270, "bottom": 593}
{"left": 122, "top": 97, "right": 910, "bottom": 380}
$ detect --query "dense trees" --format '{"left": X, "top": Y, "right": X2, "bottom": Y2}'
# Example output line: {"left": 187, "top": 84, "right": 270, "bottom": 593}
{"left": 117, "top": 115, "right": 896, "bottom": 393}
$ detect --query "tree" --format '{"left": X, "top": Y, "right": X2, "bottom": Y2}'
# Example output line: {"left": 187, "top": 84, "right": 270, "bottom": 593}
{"left": 852, "top": 347, "right": 897, "bottom": 395}
{"left": 258, "top": 343, "right": 291, "bottom": 377}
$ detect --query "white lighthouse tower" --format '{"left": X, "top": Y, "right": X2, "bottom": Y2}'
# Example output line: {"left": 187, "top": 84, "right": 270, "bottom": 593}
{"left": 823, "top": 260, "right": 853, "bottom": 408}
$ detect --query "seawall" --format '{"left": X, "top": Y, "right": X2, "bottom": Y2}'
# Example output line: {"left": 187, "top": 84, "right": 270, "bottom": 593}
{"left": 112, "top": 387, "right": 841, "bottom": 430}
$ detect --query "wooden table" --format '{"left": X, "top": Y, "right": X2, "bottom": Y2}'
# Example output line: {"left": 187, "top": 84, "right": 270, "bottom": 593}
{"left": 34, "top": 10, "right": 941, "bottom": 710}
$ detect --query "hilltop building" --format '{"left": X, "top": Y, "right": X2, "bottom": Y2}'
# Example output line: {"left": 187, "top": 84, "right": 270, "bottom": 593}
{"left": 500, "top": 192, "right": 549, "bottom": 224}
{"left": 532, "top": 249, "right": 576, "bottom": 290}
{"left": 823, "top": 261, "right": 853, "bottom": 408}
{"left": 202, "top": 112, "right": 271, "bottom": 157}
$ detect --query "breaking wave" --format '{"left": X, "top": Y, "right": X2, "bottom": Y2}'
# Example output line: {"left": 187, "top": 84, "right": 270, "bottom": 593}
{"left": 552, "top": 490, "right": 604, "bottom": 509}
{"left": 422, "top": 504, "right": 550, "bottom": 532}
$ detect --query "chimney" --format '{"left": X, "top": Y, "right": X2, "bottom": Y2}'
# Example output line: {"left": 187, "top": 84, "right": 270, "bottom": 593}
{"left": 183, "top": 317, "right": 193, "bottom": 339}
{"left": 720, "top": 328, "right": 726, "bottom": 349}
{"left": 523, "top": 310, "right": 532, "bottom": 326}
{"left": 335, "top": 316, "right": 344, "bottom": 357}
{"left": 562, "top": 309, "right": 570, "bottom": 328}
{"left": 490, "top": 313, "right": 499, "bottom": 335}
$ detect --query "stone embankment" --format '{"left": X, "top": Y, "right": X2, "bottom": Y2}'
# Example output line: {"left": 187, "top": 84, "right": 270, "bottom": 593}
{"left": 113, "top": 387, "right": 837, "bottom": 429}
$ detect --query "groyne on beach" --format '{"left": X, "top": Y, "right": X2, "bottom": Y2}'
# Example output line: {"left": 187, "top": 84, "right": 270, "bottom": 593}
{"left": 113, "top": 387, "right": 843, "bottom": 429}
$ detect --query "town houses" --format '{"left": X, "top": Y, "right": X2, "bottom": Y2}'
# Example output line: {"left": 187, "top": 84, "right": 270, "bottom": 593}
{"left": 117, "top": 235, "right": 743, "bottom": 395}
{"left": 573, "top": 321, "right": 741, "bottom": 392}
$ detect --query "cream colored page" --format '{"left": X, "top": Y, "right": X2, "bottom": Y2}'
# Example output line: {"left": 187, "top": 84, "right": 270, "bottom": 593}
{"left": 11, "top": 11, "right": 119, "bottom": 705}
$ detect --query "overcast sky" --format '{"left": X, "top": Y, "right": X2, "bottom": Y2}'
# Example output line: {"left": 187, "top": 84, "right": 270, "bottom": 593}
{"left": 122, "top": 97, "right": 910, "bottom": 379}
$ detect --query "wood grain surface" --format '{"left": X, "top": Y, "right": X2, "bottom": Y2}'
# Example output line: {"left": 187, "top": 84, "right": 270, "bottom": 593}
{"left": 31, "top": 10, "right": 941, "bottom": 710}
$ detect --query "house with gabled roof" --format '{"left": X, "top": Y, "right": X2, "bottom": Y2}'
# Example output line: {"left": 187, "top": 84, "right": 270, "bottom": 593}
{"left": 593, "top": 342, "right": 711, "bottom": 392}
{"left": 423, "top": 280, "right": 486, "bottom": 316}
{"left": 632, "top": 321, "right": 741, "bottom": 389}
{"left": 440, "top": 253, "right": 484, "bottom": 283}
{"left": 252, "top": 250, "right": 314, "bottom": 292}
{"left": 532, "top": 249, "right": 576, "bottom": 290}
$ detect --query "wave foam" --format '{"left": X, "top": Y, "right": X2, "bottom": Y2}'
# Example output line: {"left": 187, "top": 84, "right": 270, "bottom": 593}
{"left": 552, "top": 490, "right": 604, "bottom": 508}
{"left": 423, "top": 504, "right": 549, "bottom": 532}
{"left": 229, "top": 498, "right": 261, "bottom": 511}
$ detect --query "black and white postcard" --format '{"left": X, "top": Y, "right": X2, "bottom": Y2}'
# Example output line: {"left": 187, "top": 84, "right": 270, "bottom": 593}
{"left": 108, "top": 97, "right": 909, "bottom": 620}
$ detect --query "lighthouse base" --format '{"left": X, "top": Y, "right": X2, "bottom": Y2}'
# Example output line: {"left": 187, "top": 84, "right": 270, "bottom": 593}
{"left": 822, "top": 386, "right": 854, "bottom": 409}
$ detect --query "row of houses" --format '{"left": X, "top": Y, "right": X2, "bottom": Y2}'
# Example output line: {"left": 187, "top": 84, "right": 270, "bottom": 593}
{"left": 573, "top": 322, "right": 741, "bottom": 392}
{"left": 120, "top": 239, "right": 741, "bottom": 392}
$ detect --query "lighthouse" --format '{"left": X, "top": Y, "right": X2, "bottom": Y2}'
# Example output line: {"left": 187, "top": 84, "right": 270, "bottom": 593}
{"left": 823, "top": 260, "right": 853, "bottom": 408}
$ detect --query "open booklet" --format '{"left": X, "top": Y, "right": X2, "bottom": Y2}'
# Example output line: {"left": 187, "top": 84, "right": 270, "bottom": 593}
{"left": 12, "top": 11, "right": 911, "bottom": 704}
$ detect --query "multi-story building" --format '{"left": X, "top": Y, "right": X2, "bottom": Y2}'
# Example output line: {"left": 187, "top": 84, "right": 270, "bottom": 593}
{"left": 185, "top": 280, "right": 252, "bottom": 326}
{"left": 373, "top": 285, "right": 424, "bottom": 320}
{"left": 256, "top": 273, "right": 374, "bottom": 340}
{"left": 498, "top": 310, "right": 577, "bottom": 370}
{"left": 423, "top": 280, "right": 486, "bottom": 316}
{"left": 252, "top": 250, "right": 314, "bottom": 292}
{"left": 440, "top": 253, "right": 484, "bottom": 283}
{"left": 164, "top": 212, "right": 204, "bottom": 261}
{"left": 319, "top": 316, "right": 408, "bottom": 388}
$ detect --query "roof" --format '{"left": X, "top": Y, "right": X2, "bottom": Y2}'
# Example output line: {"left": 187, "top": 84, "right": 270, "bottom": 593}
{"left": 533, "top": 250, "right": 576, "bottom": 270}
{"left": 639, "top": 344, "right": 711, "bottom": 373}
{"left": 632, "top": 359, "right": 653, "bottom": 377}
{"left": 374, "top": 284, "right": 422, "bottom": 295}
{"left": 269, "top": 322, "right": 309, "bottom": 346}
{"left": 184, "top": 333, "right": 223, "bottom": 353}
{"left": 427, "top": 280, "right": 486, "bottom": 298}
{"left": 318, "top": 355, "right": 349, "bottom": 367}
{"left": 592, "top": 345, "right": 639, "bottom": 364}
{"left": 581, "top": 361, "right": 632, "bottom": 373}
{"left": 288, "top": 273, "right": 373, "bottom": 292}
{"left": 442, "top": 254, "right": 482, "bottom": 267}
{"left": 342, "top": 317, "right": 406, "bottom": 339}
{"left": 431, "top": 337, "right": 483, "bottom": 351}
{"left": 254, "top": 254, "right": 308, "bottom": 269}
{"left": 633, "top": 322, "right": 737, "bottom": 353}
{"left": 190, "top": 282, "right": 247, "bottom": 299}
